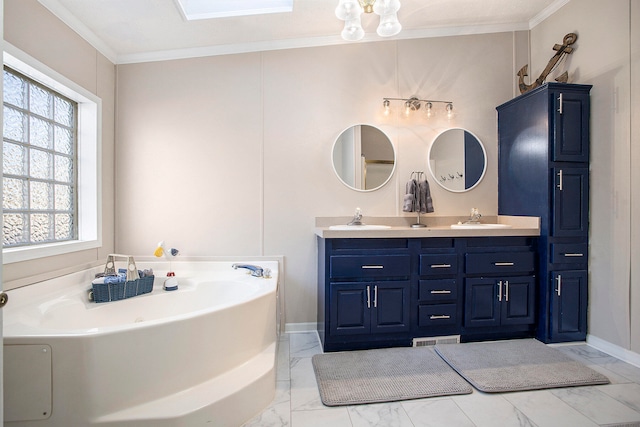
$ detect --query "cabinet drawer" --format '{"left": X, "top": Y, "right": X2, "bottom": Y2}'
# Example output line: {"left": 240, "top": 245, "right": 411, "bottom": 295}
{"left": 419, "top": 279, "right": 457, "bottom": 302}
{"left": 465, "top": 251, "right": 534, "bottom": 274}
{"left": 419, "top": 254, "right": 458, "bottom": 276}
{"left": 330, "top": 255, "right": 410, "bottom": 279}
{"left": 418, "top": 304, "right": 457, "bottom": 326}
{"left": 551, "top": 243, "right": 587, "bottom": 264}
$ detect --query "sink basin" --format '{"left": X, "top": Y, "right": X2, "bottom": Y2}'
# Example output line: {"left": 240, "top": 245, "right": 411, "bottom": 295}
{"left": 329, "top": 224, "right": 392, "bottom": 230}
{"left": 450, "top": 223, "right": 512, "bottom": 229}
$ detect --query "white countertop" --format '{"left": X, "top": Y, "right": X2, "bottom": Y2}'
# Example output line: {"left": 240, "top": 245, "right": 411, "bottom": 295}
{"left": 315, "top": 215, "right": 540, "bottom": 239}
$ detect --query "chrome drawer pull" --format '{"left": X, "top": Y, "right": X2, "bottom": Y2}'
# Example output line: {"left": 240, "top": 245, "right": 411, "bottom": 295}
{"left": 361, "top": 265, "right": 384, "bottom": 269}
{"left": 430, "top": 290, "right": 452, "bottom": 294}
{"left": 564, "top": 253, "right": 584, "bottom": 257}
{"left": 557, "top": 169, "right": 563, "bottom": 191}
{"left": 430, "top": 315, "right": 451, "bottom": 320}
{"left": 558, "top": 93, "right": 563, "bottom": 114}
{"left": 430, "top": 264, "right": 452, "bottom": 268}
{"left": 494, "top": 262, "right": 515, "bottom": 266}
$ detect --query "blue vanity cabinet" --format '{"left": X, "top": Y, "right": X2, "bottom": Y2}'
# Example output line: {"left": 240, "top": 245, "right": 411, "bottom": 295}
{"left": 317, "top": 235, "right": 538, "bottom": 351}
{"left": 414, "top": 238, "right": 462, "bottom": 337}
{"left": 461, "top": 237, "right": 537, "bottom": 339}
{"left": 497, "top": 82, "right": 592, "bottom": 343}
{"left": 329, "top": 280, "right": 410, "bottom": 336}
{"left": 317, "top": 238, "right": 412, "bottom": 352}
{"left": 550, "top": 270, "right": 588, "bottom": 341}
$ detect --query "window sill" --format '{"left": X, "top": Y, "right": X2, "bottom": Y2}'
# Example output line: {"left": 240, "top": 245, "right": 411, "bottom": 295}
{"left": 3, "top": 239, "right": 101, "bottom": 264}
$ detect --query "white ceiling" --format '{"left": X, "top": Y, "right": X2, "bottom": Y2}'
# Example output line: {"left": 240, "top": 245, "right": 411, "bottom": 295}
{"left": 36, "top": 0, "right": 569, "bottom": 64}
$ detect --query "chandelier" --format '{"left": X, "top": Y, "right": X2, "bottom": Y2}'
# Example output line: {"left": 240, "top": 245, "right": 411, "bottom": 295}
{"left": 335, "top": 0, "right": 402, "bottom": 41}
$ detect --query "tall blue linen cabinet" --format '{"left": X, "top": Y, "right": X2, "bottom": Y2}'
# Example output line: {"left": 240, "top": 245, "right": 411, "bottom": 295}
{"left": 497, "top": 82, "right": 592, "bottom": 343}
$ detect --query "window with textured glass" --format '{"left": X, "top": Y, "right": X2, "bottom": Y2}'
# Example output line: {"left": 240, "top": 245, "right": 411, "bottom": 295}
{"left": 3, "top": 66, "right": 78, "bottom": 248}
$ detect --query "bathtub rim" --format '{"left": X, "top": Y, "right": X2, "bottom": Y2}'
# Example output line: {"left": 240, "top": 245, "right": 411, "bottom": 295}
{"left": 3, "top": 257, "right": 285, "bottom": 337}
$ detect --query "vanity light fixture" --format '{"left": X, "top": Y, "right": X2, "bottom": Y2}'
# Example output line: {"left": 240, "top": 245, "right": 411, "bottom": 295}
{"left": 383, "top": 97, "right": 454, "bottom": 118}
{"left": 446, "top": 102, "right": 454, "bottom": 119}
{"left": 335, "top": 0, "right": 402, "bottom": 41}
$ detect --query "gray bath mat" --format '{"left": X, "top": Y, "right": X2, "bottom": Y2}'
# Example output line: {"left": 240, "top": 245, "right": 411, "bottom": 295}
{"left": 434, "top": 339, "right": 610, "bottom": 393}
{"left": 311, "top": 347, "right": 472, "bottom": 406}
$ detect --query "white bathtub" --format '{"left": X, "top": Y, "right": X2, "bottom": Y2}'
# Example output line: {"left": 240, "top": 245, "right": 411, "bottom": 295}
{"left": 3, "top": 260, "right": 280, "bottom": 427}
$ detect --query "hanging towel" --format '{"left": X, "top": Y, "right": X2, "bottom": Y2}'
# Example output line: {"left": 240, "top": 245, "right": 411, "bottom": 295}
{"left": 418, "top": 179, "right": 434, "bottom": 213}
{"left": 403, "top": 179, "right": 418, "bottom": 212}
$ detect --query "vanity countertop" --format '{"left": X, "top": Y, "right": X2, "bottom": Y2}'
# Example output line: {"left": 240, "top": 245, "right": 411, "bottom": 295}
{"left": 315, "top": 215, "right": 540, "bottom": 238}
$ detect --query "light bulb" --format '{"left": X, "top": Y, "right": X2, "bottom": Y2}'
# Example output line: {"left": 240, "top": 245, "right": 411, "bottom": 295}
{"left": 377, "top": 13, "right": 402, "bottom": 37}
{"left": 425, "top": 102, "right": 433, "bottom": 118}
{"left": 335, "top": 0, "right": 363, "bottom": 20}
{"left": 404, "top": 100, "right": 412, "bottom": 116}
{"left": 446, "top": 103, "right": 454, "bottom": 119}
{"left": 383, "top": 99, "right": 391, "bottom": 116}
{"left": 341, "top": 17, "right": 365, "bottom": 41}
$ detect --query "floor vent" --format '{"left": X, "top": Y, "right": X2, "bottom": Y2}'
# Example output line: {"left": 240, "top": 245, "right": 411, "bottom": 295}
{"left": 412, "top": 335, "right": 460, "bottom": 347}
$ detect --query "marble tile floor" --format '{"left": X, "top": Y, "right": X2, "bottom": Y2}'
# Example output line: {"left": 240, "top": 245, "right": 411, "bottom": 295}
{"left": 243, "top": 332, "right": 640, "bottom": 427}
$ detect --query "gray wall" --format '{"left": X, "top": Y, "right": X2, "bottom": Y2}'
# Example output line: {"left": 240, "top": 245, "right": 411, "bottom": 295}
{"left": 530, "top": 0, "right": 639, "bottom": 354}
{"left": 3, "top": 0, "right": 116, "bottom": 287}
{"left": 115, "top": 33, "right": 515, "bottom": 327}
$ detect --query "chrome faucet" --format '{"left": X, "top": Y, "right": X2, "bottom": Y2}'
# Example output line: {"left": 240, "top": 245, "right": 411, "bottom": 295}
{"left": 465, "top": 208, "right": 482, "bottom": 224}
{"left": 347, "top": 207, "right": 364, "bottom": 226}
{"left": 232, "top": 263, "right": 271, "bottom": 278}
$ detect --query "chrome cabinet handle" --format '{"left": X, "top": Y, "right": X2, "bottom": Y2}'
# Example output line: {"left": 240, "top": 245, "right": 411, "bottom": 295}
{"left": 497, "top": 280, "right": 503, "bottom": 302}
{"left": 557, "top": 169, "right": 563, "bottom": 191}
{"left": 564, "top": 253, "right": 584, "bottom": 257}
{"left": 556, "top": 275, "right": 562, "bottom": 296}
{"left": 558, "top": 93, "right": 563, "bottom": 114}
{"left": 430, "top": 264, "right": 451, "bottom": 268}
{"left": 362, "top": 265, "right": 383, "bottom": 269}
{"left": 366, "top": 285, "right": 371, "bottom": 308}
{"left": 373, "top": 285, "right": 378, "bottom": 308}
{"left": 430, "top": 315, "right": 451, "bottom": 320}
{"left": 494, "top": 262, "right": 515, "bottom": 266}
{"left": 505, "top": 281, "right": 509, "bottom": 302}
{"left": 430, "top": 290, "right": 452, "bottom": 294}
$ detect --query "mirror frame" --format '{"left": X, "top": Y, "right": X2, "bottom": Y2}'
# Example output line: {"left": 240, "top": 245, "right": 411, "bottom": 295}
{"left": 428, "top": 128, "right": 487, "bottom": 193}
{"left": 331, "top": 124, "right": 396, "bottom": 192}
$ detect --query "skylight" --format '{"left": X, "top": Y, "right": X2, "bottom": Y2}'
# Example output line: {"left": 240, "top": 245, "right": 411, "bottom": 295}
{"left": 174, "top": 0, "right": 294, "bottom": 20}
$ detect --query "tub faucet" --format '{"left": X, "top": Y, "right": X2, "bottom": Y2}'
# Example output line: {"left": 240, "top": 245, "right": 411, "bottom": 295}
{"left": 465, "top": 208, "right": 482, "bottom": 224}
{"left": 232, "top": 263, "right": 271, "bottom": 278}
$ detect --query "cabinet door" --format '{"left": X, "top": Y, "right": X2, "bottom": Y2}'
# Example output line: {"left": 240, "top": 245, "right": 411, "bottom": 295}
{"left": 501, "top": 276, "right": 536, "bottom": 325}
{"left": 550, "top": 270, "right": 588, "bottom": 341}
{"left": 552, "top": 90, "right": 590, "bottom": 162}
{"left": 552, "top": 167, "right": 588, "bottom": 237}
{"left": 371, "top": 281, "right": 410, "bottom": 333}
{"left": 329, "top": 283, "right": 370, "bottom": 336}
{"left": 464, "top": 278, "right": 500, "bottom": 327}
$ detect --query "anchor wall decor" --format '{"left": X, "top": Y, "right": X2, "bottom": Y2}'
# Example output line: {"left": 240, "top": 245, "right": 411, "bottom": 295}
{"left": 517, "top": 32, "right": 577, "bottom": 94}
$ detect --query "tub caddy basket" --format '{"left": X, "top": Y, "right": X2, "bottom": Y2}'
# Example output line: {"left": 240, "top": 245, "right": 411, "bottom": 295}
{"left": 91, "top": 254, "right": 154, "bottom": 303}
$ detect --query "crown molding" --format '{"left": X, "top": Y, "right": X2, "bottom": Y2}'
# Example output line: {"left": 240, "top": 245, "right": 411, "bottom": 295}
{"left": 37, "top": 0, "right": 118, "bottom": 63}
{"left": 117, "top": 22, "right": 530, "bottom": 64}
{"left": 529, "top": 0, "right": 570, "bottom": 29}
{"left": 37, "top": 0, "right": 564, "bottom": 65}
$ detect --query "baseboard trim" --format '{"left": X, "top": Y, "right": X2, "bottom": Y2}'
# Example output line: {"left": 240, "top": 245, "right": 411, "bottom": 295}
{"left": 285, "top": 322, "right": 317, "bottom": 333}
{"left": 587, "top": 334, "right": 640, "bottom": 368}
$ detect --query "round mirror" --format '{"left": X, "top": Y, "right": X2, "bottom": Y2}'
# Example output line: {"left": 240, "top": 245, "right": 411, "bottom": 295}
{"left": 332, "top": 124, "right": 396, "bottom": 191}
{"left": 428, "top": 128, "right": 486, "bottom": 192}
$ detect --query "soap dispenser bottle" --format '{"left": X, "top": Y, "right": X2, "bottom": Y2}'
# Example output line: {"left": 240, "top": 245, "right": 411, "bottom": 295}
{"left": 163, "top": 272, "right": 178, "bottom": 291}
